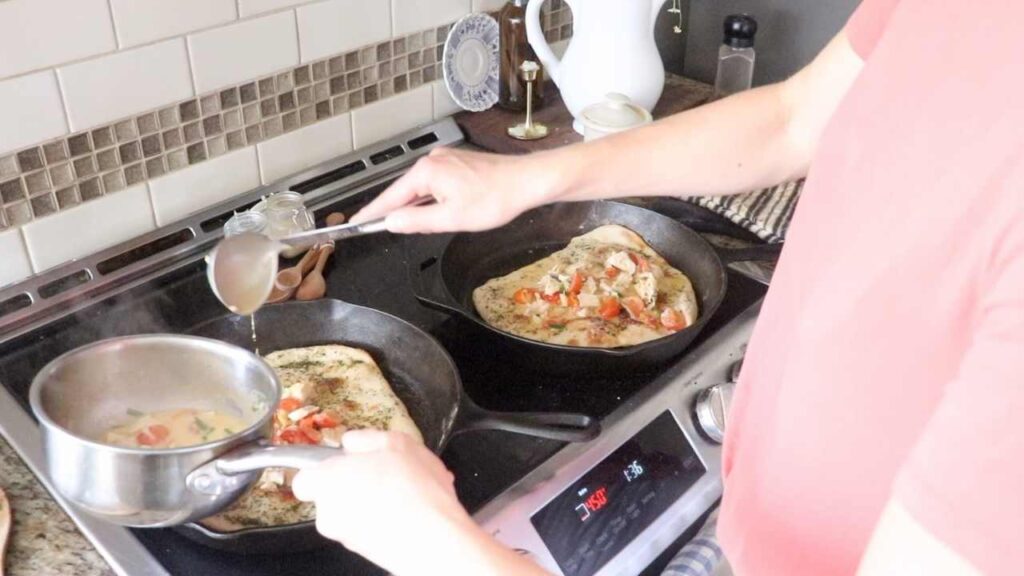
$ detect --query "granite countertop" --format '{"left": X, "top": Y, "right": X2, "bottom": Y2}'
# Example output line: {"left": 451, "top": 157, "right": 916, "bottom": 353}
{"left": 1, "top": 436, "right": 113, "bottom": 576}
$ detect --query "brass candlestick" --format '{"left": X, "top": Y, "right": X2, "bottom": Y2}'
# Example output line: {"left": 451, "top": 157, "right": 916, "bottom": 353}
{"left": 507, "top": 61, "right": 549, "bottom": 141}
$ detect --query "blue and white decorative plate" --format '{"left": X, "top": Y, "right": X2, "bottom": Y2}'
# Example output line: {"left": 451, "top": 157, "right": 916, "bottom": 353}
{"left": 443, "top": 13, "right": 500, "bottom": 112}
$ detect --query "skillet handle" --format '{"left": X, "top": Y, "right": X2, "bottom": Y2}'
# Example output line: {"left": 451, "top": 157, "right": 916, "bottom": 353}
{"left": 410, "top": 253, "right": 463, "bottom": 315}
{"left": 186, "top": 442, "right": 342, "bottom": 497}
{"left": 456, "top": 401, "right": 601, "bottom": 443}
{"left": 714, "top": 242, "right": 783, "bottom": 265}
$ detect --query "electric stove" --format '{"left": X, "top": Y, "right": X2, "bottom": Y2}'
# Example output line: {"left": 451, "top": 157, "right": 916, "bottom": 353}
{"left": 0, "top": 119, "right": 770, "bottom": 576}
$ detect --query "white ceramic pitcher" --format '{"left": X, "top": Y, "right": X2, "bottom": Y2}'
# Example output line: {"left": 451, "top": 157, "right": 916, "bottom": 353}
{"left": 526, "top": 0, "right": 666, "bottom": 134}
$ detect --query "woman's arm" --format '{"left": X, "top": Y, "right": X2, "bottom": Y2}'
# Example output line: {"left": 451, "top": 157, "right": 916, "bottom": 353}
{"left": 543, "top": 29, "right": 865, "bottom": 202}
{"left": 354, "top": 31, "right": 864, "bottom": 234}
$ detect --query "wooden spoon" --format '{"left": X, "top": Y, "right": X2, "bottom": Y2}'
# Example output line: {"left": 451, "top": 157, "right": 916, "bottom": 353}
{"left": 266, "top": 246, "right": 320, "bottom": 304}
{"left": 1, "top": 487, "right": 11, "bottom": 576}
{"left": 295, "top": 244, "right": 335, "bottom": 301}
{"left": 325, "top": 212, "right": 346, "bottom": 227}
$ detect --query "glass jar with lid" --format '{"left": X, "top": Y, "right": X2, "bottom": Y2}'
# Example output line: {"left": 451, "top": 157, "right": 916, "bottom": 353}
{"left": 263, "top": 191, "right": 315, "bottom": 257}
{"left": 223, "top": 211, "right": 268, "bottom": 237}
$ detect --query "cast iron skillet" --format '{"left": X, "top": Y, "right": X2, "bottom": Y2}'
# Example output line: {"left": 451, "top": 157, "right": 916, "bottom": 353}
{"left": 174, "top": 299, "right": 599, "bottom": 553}
{"left": 410, "top": 200, "right": 776, "bottom": 373}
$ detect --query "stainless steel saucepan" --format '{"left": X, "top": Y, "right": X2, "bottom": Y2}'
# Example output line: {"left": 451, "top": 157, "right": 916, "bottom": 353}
{"left": 29, "top": 334, "right": 341, "bottom": 528}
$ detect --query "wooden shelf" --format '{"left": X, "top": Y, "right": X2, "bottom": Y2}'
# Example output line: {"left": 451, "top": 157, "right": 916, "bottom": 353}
{"left": 454, "top": 74, "right": 714, "bottom": 155}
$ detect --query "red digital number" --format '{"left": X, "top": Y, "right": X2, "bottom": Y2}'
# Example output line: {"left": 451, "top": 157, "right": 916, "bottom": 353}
{"left": 586, "top": 487, "right": 609, "bottom": 512}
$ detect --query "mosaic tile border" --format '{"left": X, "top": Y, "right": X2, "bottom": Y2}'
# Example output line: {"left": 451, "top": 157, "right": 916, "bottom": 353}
{"left": 0, "top": 3, "right": 572, "bottom": 231}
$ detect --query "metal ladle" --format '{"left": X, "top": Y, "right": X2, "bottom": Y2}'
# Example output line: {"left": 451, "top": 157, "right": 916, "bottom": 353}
{"left": 207, "top": 198, "right": 432, "bottom": 315}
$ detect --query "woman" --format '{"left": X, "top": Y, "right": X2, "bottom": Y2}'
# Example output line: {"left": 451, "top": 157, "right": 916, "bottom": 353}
{"left": 292, "top": 0, "right": 1024, "bottom": 574}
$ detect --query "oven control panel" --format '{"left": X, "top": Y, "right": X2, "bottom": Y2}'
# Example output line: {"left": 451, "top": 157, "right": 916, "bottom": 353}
{"left": 473, "top": 303, "right": 759, "bottom": 576}
{"left": 530, "top": 411, "right": 705, "bottom": 576}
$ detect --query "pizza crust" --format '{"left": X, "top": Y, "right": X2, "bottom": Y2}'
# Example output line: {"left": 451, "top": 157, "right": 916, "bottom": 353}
{"left": 200, "top": 344, "right": 422, "bottom": 532}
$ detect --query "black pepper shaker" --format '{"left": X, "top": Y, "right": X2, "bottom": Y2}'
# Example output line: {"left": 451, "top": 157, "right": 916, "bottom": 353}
{"left": 714, "top": 14, "right": 758, "bottom": 99}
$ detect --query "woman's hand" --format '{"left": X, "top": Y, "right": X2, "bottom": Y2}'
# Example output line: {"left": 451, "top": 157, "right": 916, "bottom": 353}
{"left": 292, "top": 430, "right": 550, "bottom": 576}
{"left": 350, "top": 147, "right": 559, "bottom": 234}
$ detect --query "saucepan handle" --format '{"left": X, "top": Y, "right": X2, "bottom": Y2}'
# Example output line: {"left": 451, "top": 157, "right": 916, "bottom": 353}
{"left": 186, "top": 442, "right": 341, "bottom": 497}
{"left": 456, "top": 400, "right": 601, "bottom": 443}
{"left": 214, "top": 443, "right": 341, "bottom": 474}
{"left": 410, "top": 251, "right": 464, "bottom": 316}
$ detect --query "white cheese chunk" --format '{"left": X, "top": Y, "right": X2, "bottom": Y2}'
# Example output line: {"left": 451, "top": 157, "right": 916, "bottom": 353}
{"left": 635, "top": 272, "right": 657, "bottom": 309}
{"left": 538, "top": 274, "right": 562, "bottom": 296}
{"left": 320, "top": 427, "right": 343, "bottom": 447}
{"left": 288, "top": 405, "right": 320, "bottom": 422}
{"left": 287, "top": 380, "right": 316, "bottom": 403}
{"left": 605, "top": 251, "right": 636, "bottom": 275}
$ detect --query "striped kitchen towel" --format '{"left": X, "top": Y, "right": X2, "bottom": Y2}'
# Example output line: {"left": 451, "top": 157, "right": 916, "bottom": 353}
{"left": 661, "top": 509, "right": 725, "bottom": 576}
{"left": 685, "top": 179, "right": 804, "bottom": 244}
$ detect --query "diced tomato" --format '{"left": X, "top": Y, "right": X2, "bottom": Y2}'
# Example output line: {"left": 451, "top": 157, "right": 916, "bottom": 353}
{"left": 598, "top": 297, "right": 621, "bottom": 320}
{"left": 299, "top": 423, "right": 322, "bottom": 443}
{"left": 278, "top": 488, "right": 297, "bottom": 502}
{"left": 278, "top": 427, "right": 315, "bottom": 445}
{"left": 313, "top": 411, "right": 340, "bottom": 429}
{"left": 541, "top": 292, "right": 562, "bottom": 304}
{"left": 622, "top": 296, "right": 646, "bottom": 318}
{"left": 605, "top": 266, "right": 619, "bottom": 279}
{"left": 135, "top": 424, "right": 170, "bottom": 446}
{"left": 567, "top": 293, "right": 580, "bottom": 308}
{"left": 569, "top": 272, "right": 584, "bottom": 294}
{"left": 513, "top": 288, "right": 537, "bottom": 304}
{"left": 629, "top": 253, "right": 651, "bottom": 273}
{"left": 660, "top": 308, "right": 688, "bottom": 331}
{"left": 278, "top": 397, "right": 302, "bottom": 412}
{"left": 298, "top": 414, "right": 318, "bottom": 429}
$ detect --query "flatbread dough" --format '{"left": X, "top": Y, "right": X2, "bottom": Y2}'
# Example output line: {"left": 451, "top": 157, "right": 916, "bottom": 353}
{"left": 201, "top": 344, "right": 421, "bottom": 532}
{"left": 473, "top": 225, "right": 699, "bottom": 348}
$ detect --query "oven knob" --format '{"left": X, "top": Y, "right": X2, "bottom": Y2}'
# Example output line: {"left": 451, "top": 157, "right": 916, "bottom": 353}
{"left": 729, "top": 357, "right": 744, "bottom": 383}
{"left": 694, "top": 382, "right": 735, "bottom": 444}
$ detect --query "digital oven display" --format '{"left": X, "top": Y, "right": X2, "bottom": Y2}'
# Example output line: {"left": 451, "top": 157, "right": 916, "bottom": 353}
{"left": 529, "top": 411, "right": 706, "bottom": 576}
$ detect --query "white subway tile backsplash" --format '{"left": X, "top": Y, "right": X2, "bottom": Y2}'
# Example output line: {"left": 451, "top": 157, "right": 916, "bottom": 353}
{"left": 22, "top": 183, "right": 154, "bottom": 272}
{"left": 472, "top": 0, "right": 507, "bottom": 12}
{"left": 109, "top": 0, "right": 238, "bottom": 49}
{"left": 58, "top": 39, "right": 194, "bottom": 132}
{"left": 0, "top": 71, "right": 69, "bottom": 156}
{"left": 431, "top": 80, "right": 461, "bottom": 120}
{"left": 257, "top": 114, "right": 353, "bottom": 184}
{"left": 351, "top": 84, "right": 432, "bottom": 148}
{"left": 297, "top": 0, "right": 391, "bottom": 64}
{"left": 392, "top": 0, "right": 470, "bottom": 36}
{"left": 0, "top": 0, "right": 116, "bottom": 79}
{"left": 188, "top": 11, "right": 300, "bottom": 93}
{"left": 0, "top": 229, "right": 33, "bottom": 288}
{"left": 148, "top": 147, "right": 260, "bottom": 225}
{"left": 238, "top": 0, "right": 312, "bottom": 18}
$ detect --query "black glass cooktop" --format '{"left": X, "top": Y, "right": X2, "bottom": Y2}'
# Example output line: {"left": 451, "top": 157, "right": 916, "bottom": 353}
{"left": 0, "top": 188, "right": 768, "bottom": 575}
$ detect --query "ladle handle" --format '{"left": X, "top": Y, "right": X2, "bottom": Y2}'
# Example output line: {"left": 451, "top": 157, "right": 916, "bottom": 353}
{"left": 216, "top": 443, "right": 341, "bottom": 474}
{"left": 278, "top": 197, "right": 435, "bottom": 249}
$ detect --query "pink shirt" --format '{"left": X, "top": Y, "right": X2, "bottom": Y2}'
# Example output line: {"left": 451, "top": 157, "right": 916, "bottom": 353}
{"left": 717, "top": 1, "right": 1024, "bottom": 574}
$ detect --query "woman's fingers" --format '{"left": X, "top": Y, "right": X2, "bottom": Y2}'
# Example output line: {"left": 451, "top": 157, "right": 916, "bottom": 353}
{"left": 341, "top": 428, "right": 393, "bottom": 452}
{"left": 386, "top": 202, "right": 456, "bottom": 233}
{"left": 350, "top": 164, "right": 429, "bottom": 223}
